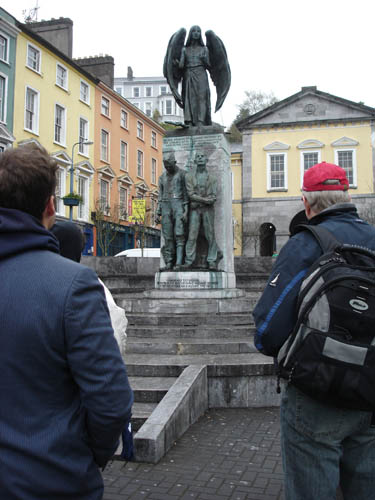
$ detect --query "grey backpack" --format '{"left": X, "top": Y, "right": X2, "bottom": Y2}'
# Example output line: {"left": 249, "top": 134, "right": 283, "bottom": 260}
{"left": 277, "top": 224, "right": 375, "bottom": 410}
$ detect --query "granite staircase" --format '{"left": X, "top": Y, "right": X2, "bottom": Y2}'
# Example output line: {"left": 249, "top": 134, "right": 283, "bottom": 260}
{"left": 83, "top": 256, "right": 278, "bottom": 463}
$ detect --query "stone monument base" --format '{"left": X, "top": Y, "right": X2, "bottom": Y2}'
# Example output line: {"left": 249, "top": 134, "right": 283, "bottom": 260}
{"left": 154, "top": 270, "right": 236, "bottom": 290}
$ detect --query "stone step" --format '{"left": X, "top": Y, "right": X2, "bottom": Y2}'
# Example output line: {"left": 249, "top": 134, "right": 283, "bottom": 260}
{"left": 118, "top": 296, "right": 259, "bottom": 314}
{"left": 127, "top": 324, "right": 255, "bottom": 339}
{"left": 127, "top": 312, "right": 255, "bottom": 327}
{"left": 131, "top": 402, "right": 157, "bottom": 431}
{"left": 128, "top": 376, "right": 177, "bottom": 403}
{"left": 124, "top": 352, "right": 272, "bottom": 377}
{"left": 126, "top": 336, "right": 256, "bottom": 355}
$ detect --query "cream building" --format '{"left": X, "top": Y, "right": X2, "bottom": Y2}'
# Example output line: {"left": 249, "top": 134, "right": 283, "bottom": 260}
{"left": 237, "top": 86, "right": 375, "bottom": 255}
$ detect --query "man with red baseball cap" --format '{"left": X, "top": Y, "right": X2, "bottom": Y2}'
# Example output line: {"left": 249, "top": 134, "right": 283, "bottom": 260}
{"left": 253, "top": 161, "right": 375, "bottom": 499}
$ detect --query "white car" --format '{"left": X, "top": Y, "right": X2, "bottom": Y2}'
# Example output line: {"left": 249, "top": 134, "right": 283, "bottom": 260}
{"left": 114, "top": 248, "right": 160, "bottom": 258}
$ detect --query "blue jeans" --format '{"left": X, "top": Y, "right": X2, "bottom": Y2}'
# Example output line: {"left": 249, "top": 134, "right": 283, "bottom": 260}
{"left": 280, "top": 384, "right": 375, "bottom": 500}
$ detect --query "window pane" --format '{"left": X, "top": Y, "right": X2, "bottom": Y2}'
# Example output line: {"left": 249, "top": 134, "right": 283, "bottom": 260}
{"left": 80, "top": 81, "right": 89, "bottom": 102}
{"left": 25, "top": 88, "right": 36, "bottom": 131}
{"left": 137, "top": 150, "right": 143, "bottom": 177}
{"left": 121, "top": 110, "right": 128, "bottom": 128}
{"left": 101, "top": 97, "right": 109, "bottom": 116}
{"left": 303, "top": 152, "right": 318, "bottom": 171}
{"left": 78, "top": 176, "right": 87, "bottom": 219}
{"left": 0, "top": 76, "right": 5, "bottom": 122}
{"left": 55, "top": 105, "right": 64, "bottom": 143}
{"left": 337, "top": 151, "right": 353, "bottom": 185}
{"left": 101, "top": 130, "right": 108, "bottom": 161}
{"left": 56, "top": 65, "right": 66, "bottom": 87}
{"left": 79, "top": 119, "right": 88, "bottom": 154}
{"left": 0, "top": 35, "right": 7, "bottom": 61}
{"left": 27, "top": 46, "right": 40, "bottom": 71}
{"left": 270, "top": 155, "right": 285, "bottom": 188}
{"left": 120, "top": 141, "right": 127, "bottom": 170}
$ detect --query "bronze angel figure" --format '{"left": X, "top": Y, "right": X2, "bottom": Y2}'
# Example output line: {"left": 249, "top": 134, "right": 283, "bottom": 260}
{"left": 163, "top": 26, "right": 231, "bottom": 128}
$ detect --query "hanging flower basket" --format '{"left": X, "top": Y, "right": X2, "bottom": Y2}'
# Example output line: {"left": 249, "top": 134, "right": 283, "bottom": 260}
{"left": 63, "top": 193, "right": 82, "bottom": 206}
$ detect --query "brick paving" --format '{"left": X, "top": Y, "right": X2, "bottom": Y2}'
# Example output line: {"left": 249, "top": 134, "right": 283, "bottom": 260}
{"left": 102, "top": 407, "right": 284, "bottom": 500}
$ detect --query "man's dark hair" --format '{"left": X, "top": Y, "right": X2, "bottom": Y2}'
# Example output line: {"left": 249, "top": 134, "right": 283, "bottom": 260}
{"left": 0, "top": 143, "right": 58, "bottom": 220}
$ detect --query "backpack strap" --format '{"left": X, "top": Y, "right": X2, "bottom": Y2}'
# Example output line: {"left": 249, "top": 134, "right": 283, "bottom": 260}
{"left": 295, "top": 224, "right": 341, "bottom": 253}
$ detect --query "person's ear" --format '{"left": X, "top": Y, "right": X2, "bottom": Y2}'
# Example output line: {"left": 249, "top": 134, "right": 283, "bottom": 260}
{"left": 41, "top": 195, "right": 56, "bottom": 229}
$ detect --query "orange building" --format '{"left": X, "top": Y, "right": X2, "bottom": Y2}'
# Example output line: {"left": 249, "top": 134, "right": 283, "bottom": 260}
{"left": 93, "top": 81, "right": 165, "bottom": 255}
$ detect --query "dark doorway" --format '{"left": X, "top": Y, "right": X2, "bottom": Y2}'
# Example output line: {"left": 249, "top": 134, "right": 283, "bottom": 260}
{"left": 260, "top": 222, "right": 276, "bottom": 256}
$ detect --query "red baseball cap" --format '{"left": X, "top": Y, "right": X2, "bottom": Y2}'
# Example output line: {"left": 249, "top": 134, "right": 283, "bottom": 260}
{"left": 302, "top": 161, "right": 349, "bottom": 191}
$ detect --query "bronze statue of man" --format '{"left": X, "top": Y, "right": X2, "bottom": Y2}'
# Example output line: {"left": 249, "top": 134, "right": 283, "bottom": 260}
{"left": 183, "top": 152, "right": 222, "bottom": 270}
{"left": 155, "top": 152, "right": 188, "bottom": 271}
{"left": 163, "top": 26, "right": 231, "bottom": 128}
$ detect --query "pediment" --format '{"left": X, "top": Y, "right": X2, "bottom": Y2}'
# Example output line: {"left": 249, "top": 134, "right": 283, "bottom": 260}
{"left": 17, "top": 138, "right": 41, "bottom": 148}
{"left": 118, "top": 173, "right": 134, "bottom": 185}
{"left": 263, "top": 141, "right": 290, "bottom": 151}
{"left": 238, "top": 87, "right": 375, "bottom": 129}
{"left": 97, "top": 165, "right": 116, "bottom": 178}
{"left": 0, "top": 123, "right": 15, "bottom": 144}
{"left": 135, "top": 180, "right": 150, "bottom": 191}
{"left": 76, "top": 160, "right": 94, "bottom": 174}
{"left": 297, "top": 139, "right": 325, "bottom": 149}
{"left": 51, "top": 150, "right": 71, "bottom": 165}
{"left": 331, "top": 136, "right": 359, "bottom": 147}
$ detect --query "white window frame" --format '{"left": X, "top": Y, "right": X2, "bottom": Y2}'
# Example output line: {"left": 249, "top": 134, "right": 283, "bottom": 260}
{"left": 100, "top": 178, "right": 110, "bottom": 215}
{"left": 151, "top": 130, "right": 157, "bottom": 149}
{"left": 0, "top": 32, "right": 9, "bottom": 63}
{"left": 54, "top": 103, "right": 66, "bottom": 146}
{"left": 26, "top": 42, "right": 41, "bottom": 73}
{"left": 120, "top": 109, "right": 128, "bottom": 129}
{"left": 55, "top": 166, "right": 66, "bottom": 215}
{"left": 151, "top": 158, "right": 157, "bottom": 184}
{"left": 77, "top": 174, "right": 89, "bottom": 221}
{"left": 145, "top": 86, "right": 153, "bottom": 97}
{"left": 133, "top": 102, "right": 141, "bottom": 110}
{"left": 165, "top": 99, "right": 173, "bottom": 115}
{"left": 101, "top": 129, "right": 109, "bottom": 162}
{"left": 300, "top": 150, "right": 321, "bottom": 186}
{"left": 119, "top": 186, "right": 128, "bottom": 220}
{"left": 267, "top": 152, "right": 288, "bottom": 191}
{"left": 335, "top": 148, "right": 357, "bottom": 187}
{"left": 101, "top": 96, "right": 110, "bottom": 117}
{"left": 24, "top": 86, "right": 40, "bottom": 135}
{"left": 0, "top": 73, "right": 8, "bottom": 124}
{"left": 80, "top": 80, "right": 90, "bottom": 104}
{"left": 137, "top": 149, "right": 144, "bottom": 178}
{"left": 120, "top": 140, "right": 128, "bottom": 171}
{"left": 160, "top": 85, "right": 167, "bottom": 95}
{"left": 56, "top": 63, "right": 68, "bottom": 90}
{"left": 78, "top": 117, "right": 89, "bottom": 155}
{"left": 132, "top": 86, "right": 140, "bottom": 98}
{"left": 137, "top": 120, "right": 144, "bottom": 140}
{"left": 145, "top": 101, "right": 152, "bottom": 117}
{"left": 115, "top": 86, "right": 123, "bottom": 95}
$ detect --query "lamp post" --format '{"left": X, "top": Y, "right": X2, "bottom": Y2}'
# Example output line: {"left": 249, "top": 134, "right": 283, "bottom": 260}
{"left": 69, "top": 140, "right": 93, "bottom": 221}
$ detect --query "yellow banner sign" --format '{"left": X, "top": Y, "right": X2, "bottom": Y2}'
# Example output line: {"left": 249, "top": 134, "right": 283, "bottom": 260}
{"left": 131, "top": 199, "right": 146, "bottom": 221}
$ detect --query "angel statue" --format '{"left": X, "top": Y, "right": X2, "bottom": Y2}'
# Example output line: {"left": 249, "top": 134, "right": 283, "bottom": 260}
{"left": 163, "top": 26, "right": 231, "bottom": 128}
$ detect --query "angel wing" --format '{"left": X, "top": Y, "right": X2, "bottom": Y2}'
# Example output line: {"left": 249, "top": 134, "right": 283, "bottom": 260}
{"left": 205, "top": 30, "right": 231, "bottom": 113}
{"left": 163, "top": 28, "right": 186, "bottom": 108}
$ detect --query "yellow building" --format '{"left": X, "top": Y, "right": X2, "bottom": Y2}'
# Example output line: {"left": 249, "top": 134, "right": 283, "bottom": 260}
{"left": 237, "top": 86, "right": 375, "bottom": 255}
{"left": 13, "top": 22, "right": 98, "bottom": 251}
{"left": 230, "top": 143, "right": 243, "bottom": 256}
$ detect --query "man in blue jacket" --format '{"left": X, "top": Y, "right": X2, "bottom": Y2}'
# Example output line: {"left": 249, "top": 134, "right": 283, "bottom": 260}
{"left": 253, "top": 162, "right": 375, "bottom": 500}
{"left": 0, "top": 144, "right": 133, "bottom": 500}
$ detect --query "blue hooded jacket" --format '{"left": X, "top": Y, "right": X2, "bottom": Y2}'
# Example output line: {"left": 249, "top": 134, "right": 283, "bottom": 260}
{"left": 253, "top": 203, "right": 375, "bottom": 357}
{"left": 0, "top": 208, "right": 133, "bottom": 500}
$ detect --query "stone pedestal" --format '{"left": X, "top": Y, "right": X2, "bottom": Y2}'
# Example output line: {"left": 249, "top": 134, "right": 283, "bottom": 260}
{"left": 163, "top": 130, "right": 235, "bottom": 287}
{"left": 155, "top": 270, "right": 236, "bottom": 290}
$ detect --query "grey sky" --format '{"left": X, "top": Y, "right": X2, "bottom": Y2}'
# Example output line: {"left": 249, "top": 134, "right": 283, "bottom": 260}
{"left": 2, "top": 0, "right": 375, "bottom": 127}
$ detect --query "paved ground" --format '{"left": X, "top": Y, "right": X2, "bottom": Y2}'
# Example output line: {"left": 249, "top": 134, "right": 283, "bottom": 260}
{"left": 102, "top": 407, "right": 284, "bottom": 500}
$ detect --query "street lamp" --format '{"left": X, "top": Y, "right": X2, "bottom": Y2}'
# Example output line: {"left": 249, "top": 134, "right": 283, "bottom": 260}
{"left": 69, "top": 140, "right": 93, "bottom": 221}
